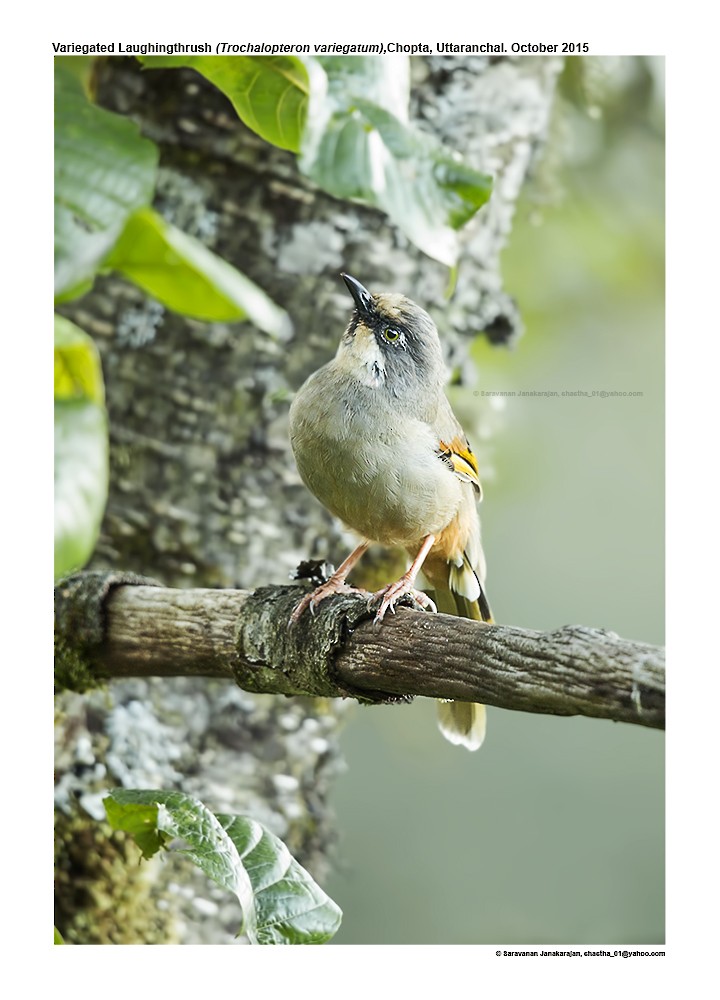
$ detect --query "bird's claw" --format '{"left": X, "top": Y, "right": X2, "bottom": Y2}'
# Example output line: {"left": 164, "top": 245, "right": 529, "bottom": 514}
{"left": 369, "top": 579, "right": 437, "bottom": 625}
{"left": 289, "top": 581, "right": 365, "bottom": 626}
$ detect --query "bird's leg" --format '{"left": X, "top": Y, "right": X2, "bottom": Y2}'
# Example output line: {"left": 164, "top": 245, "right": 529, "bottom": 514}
{"left": 290, "top": 541, "right": 371, "bottom": 624}
{"left": 371, "top": 534, "right": 437, "bottom": 624}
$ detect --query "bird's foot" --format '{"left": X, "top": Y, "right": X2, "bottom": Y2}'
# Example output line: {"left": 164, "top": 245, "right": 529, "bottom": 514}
{"left": 289, "top": 578, "right": 366, "bottom": 625}
{"left": 370, "top": 576, "right": 437, "bottom": 624}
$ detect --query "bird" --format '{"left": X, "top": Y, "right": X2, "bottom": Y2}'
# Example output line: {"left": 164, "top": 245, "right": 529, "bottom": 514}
{"left": 288, "top": 273, "right": 493, "bottom": 751}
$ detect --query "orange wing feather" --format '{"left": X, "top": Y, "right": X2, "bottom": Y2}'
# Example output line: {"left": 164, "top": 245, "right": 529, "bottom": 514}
{"left": 438, "top": 437, "right": 482, "bottom": 498}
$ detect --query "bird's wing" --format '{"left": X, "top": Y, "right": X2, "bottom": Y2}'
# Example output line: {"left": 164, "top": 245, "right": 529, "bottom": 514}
{"left": 432, "top": 394, "right": 483, "bottom": 495}
{"left": 426, "top": 395, "right": 491, "bottom": 621}
{"left": 437, "top": 435, "right": 483, "bottom": 499}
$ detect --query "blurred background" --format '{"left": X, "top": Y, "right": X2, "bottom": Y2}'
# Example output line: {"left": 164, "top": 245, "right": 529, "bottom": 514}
{"left": 324, "top": 57, "right": 665, "bottom": 944}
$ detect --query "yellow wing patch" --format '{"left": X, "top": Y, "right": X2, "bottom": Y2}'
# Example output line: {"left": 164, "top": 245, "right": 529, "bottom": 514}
{"left": 438, "top": 438, "right": 483, "bottom": 498}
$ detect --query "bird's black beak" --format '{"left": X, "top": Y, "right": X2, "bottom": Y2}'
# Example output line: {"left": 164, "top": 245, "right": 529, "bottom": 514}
{"left": 341, "top": 273, "right": 374, "bottom": 317}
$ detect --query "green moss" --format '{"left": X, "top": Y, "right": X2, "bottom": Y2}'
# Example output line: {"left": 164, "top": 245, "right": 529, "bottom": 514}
{"left": 54, "top": 634, "right": 102, "bottom": 693}
{"left": 54, "top": 811, "right": 177, "bottom": 945}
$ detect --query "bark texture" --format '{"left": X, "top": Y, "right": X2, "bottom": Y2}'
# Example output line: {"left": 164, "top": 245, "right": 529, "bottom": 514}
{"left": 54, "top": 55, "right": 562, "bottom": 944}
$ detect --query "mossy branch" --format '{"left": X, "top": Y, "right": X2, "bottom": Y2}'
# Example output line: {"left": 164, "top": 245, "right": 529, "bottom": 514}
{"left": 54, "top": 572, "right": 665, "bottom": 730}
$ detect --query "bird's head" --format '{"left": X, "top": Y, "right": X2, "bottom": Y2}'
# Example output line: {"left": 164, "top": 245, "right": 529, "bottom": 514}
{"left": 335, "top": 273, "right": 447, "bottom": 404}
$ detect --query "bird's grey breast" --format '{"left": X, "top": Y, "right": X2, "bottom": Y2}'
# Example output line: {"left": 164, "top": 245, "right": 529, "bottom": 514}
{"left": 289, "top": 364, "right": 461, "bottom": 545}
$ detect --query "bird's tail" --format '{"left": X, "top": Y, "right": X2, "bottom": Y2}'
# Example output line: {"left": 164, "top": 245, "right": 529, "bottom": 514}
{"left": 430, "top": 568, "right": 492, "bottom": 752}
{"left": 437, "top": 699, "right": 487, "bottom": 752}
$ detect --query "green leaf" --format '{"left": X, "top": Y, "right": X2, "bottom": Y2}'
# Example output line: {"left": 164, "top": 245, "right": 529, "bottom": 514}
{"left": 218, "top": 813, "right": 342, "bottom": 944}
{"left": 55, "top": 276, "right": 95, "bottom": 306}
{"left": 54, "top": 55, "right": 96, "bottom": 97}
{"left": 103, "top": 797, "right": 173, "bottom": 861}
{"left": 139, "top": 55, "right": 310, "bottom": 152}
{"left": 315, "top": 55, "right": 410, "bottom": 119}
{"left": 300, "top": 59, "right": 493, "bottom": 266}
{"left": 54, "top": 926, "right": 65, "bottom": 944}
{"left": 54, "top": 314, "right": 105, "bottom": 405}
{"left": 54, "top": 317, "right": 108, "bottom": 580}
{"left": 104, "top": 789, "right": 342, "bottom": 944}
{"left": 54, "top": 402, "right": 108, "bottom": 580}
{"left": 106, "top": 207, "right": 291, "bottom": 337}
{"left": 54, "top": 66, "right": 158, "bottom": 299}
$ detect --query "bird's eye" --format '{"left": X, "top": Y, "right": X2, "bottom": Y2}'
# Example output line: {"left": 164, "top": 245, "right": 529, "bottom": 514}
{"left": 384, "top": 327, "right": 401, "bottom": 343}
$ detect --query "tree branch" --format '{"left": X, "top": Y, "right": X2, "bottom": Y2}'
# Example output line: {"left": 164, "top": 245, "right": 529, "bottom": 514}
{"left": 54, "top": 573, "right": 665, "bottom": 730}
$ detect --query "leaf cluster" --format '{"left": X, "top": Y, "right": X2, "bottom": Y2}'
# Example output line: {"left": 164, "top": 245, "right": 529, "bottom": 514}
{"left": 104, "top": 789, "right": 342, "bottom": 945}
{"left": 53, "top": 65, "right": 292, "bottom": 580}
{"left": 141, "top": 54, "right": 493, "bottom": 266}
